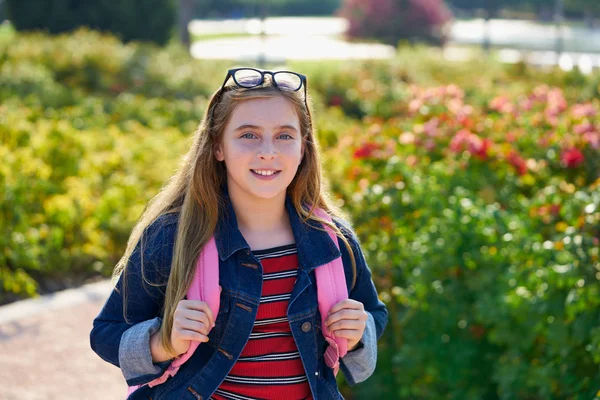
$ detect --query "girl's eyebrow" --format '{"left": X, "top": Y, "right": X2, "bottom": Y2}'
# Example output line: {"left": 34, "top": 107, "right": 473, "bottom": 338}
{"left": 234, "top": 124, "right": 298, "bottom": 132}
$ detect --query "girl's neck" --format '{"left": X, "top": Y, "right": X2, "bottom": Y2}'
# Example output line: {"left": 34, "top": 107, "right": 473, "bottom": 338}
{"left": 228, "top": 186, "right": 289, "bottom": 234}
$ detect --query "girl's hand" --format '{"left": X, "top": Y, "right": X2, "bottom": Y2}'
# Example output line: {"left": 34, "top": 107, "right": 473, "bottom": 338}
{"left": 170, "top": 299, "right": 216, "bottom": 356}
{"left": 324, "top": 299, "right": 368, "bottom": 351}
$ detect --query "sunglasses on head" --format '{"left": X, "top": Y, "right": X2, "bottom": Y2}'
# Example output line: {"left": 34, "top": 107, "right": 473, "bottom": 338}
{"left": 218, "top": 67, "right": 308, "bottom": 109}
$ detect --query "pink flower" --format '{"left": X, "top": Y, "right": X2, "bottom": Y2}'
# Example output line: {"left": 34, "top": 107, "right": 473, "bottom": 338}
{"left": 449, "top": 129, "right": 492, "bottom": 159}
{"left": 489, "top": 96, "right": 514, "bottom": 113}
{"left": 449, "top": 129, "right": 472, "bottom": 152}
{"left": 519, "top": 98, "right": 533, "bottom": 111}
{"left": 560, "top": 148, "right": 585, "bottom": 168}
{"left": 583, "top": 131, "right": 600, "bottom": 149}
{"left": 573, "top": 122, "right": 595, "bottom": 135}
{"left": 409, "top": 99, "right": 423, "bottom": 113}
{"left": 571, "top": 103, "right": 597, "bottom": 119}
{"left": 424, "top": 139, "right": 437, "bottom": 152}
{"left": 423, "top": 118, "right": 439, "bottom": 137}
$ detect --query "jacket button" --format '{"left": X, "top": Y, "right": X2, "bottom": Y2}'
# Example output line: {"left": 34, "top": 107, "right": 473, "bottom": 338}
{"left": 301, "top": 322, "right": 312, "bottom": 332}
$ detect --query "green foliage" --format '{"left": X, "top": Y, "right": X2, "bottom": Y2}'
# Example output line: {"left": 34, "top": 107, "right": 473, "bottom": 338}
{"left": 0, "top": 29, "right": 222, "bottom": 303}
{"left": 5, "top": 0, "right": 176, "bottom": 45}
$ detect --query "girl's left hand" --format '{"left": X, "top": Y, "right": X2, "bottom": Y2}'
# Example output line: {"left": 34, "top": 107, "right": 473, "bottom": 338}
{"left": 325, "top": 299, "right": 368, "bottom": 351}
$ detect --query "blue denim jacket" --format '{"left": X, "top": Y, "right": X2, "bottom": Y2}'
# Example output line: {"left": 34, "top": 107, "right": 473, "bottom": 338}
{"left": 90, "top": 188, "right": 388, "bottom": 399}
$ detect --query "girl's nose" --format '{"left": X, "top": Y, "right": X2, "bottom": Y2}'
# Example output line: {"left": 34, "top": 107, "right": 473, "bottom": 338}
{"left": 257, "top": 140, "right": 277, "bottom": 159}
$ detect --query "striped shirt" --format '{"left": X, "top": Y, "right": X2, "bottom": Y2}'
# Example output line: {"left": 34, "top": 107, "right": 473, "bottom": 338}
{"left": 212, "top": 244, "right": 313, "bottom": 400}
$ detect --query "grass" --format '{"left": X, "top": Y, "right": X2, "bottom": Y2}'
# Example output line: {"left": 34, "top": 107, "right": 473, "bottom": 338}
{"left": 191, "top": 32, "right": 254, "bottom": 42}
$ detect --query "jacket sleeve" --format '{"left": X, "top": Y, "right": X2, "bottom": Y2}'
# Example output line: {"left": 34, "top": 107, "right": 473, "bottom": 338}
{"left": 333, "top": 217, "right": 389, "bottom": 386}
{"left": 89, "top": 213, "right": 178, "bottom": 386}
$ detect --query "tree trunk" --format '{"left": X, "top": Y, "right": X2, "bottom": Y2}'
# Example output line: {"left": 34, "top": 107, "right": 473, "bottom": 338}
{"left": 482, "top": 10, "right": 491, "bottom": 54}
{"left": 258, "top": 2, "right": 268, "bottom": 68}
{"left": 178, "top": 0, "right": 194, "bottom": 50}
{"left": 554, "top": 0, "right": 564, "bottom": 56}
{"left": 583, "top": 6, "right": 594, "bottom": 30}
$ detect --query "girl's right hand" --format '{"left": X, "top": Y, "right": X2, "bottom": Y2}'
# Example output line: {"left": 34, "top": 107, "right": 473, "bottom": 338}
{"left": 170, "top": 299, "right": 216, "bottom": 356}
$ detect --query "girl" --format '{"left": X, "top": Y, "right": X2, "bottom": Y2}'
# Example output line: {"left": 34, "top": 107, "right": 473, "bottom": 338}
{"left": 90, "top": 67, "right": 388, "bottom": 400}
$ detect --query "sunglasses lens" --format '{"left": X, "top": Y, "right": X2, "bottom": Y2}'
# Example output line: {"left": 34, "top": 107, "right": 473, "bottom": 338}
{"left": 274, "top": 72, "right": 302, "bottom": 91}
{"left": 233, "top": 69, "right": 263, "bottom": 87}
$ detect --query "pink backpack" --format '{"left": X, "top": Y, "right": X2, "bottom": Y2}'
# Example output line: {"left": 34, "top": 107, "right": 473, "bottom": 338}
{"left": 127, "top": 208, "right": 349, "bottom": 397}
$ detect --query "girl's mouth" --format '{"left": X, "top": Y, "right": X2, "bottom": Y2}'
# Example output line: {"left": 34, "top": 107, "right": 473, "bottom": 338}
{"left": 251, "top": 170, "right": 281, "bottom": 180}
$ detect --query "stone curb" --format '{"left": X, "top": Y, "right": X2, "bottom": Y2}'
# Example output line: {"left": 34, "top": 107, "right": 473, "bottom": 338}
{"left": 0, "top": 279, "right": 113, "bottom": 325}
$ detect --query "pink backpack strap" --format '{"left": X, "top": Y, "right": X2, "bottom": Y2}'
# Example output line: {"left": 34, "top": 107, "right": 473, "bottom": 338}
{"left": 127, "top": 237, "right": 220, "bottom": 397}
{"left": 311, "top": 208, "right": 349, "bottom": 376}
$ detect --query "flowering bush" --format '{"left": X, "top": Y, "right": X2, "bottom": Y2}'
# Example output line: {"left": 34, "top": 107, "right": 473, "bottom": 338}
{"left": 321, "top": 83, "right": 600, "bottom": 399}
{"left": 337, "top": 0, "right": 452, "bottom": 45}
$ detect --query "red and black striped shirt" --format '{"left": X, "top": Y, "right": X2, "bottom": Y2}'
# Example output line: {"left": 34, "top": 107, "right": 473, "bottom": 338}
{"left": 212, "top": 244, "right": 313, "bottom": 400}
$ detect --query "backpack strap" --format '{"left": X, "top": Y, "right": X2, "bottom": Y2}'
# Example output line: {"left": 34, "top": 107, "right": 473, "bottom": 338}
{"left": 127, "top": 237, "right": 220, "bottom": 396}
{"left": 311, "top": 208, "right": 349, "bottom": 376}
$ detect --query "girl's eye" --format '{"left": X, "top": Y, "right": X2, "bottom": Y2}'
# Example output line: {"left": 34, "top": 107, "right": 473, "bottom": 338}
{"left": 240, "top": 133, "right": 294, "bottom": 140}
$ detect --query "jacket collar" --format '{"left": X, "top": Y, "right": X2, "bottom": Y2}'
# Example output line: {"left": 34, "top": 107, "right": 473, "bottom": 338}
{"left": 214, "top": 185, "right": 341, "bottom": 273}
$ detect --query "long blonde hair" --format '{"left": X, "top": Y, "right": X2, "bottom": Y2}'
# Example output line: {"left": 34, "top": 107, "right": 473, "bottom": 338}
{"left": 112, "top": 75, "right": 357, "bottom": 358}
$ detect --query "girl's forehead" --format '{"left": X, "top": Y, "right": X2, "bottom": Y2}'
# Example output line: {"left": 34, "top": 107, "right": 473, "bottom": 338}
{"left": 227, "top": 97, "right": 300, "bottom": 128}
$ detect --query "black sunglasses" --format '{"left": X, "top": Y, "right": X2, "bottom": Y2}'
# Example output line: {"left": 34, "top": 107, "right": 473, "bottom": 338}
{"left": 218, "top": 67, "right": 308, "bottom": 109}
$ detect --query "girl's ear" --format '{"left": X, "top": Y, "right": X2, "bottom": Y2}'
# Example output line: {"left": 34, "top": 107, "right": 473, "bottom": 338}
{"left": 214, "top": 143, "right": 224, "bottom": 162}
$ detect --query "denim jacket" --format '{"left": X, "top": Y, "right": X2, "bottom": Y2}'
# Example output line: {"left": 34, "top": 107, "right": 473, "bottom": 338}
{"left": 90, "top": 187, "right": 388, "bottom": 399}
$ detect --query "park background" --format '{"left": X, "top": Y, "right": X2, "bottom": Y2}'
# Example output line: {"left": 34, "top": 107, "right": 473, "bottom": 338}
{"left": 1, "top": 0, "right": 599, "bottom": 399}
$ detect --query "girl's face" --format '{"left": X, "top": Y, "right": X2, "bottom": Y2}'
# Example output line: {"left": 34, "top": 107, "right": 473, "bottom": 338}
{"left": 215, "top": 96, "right": 304, "bottom": 203}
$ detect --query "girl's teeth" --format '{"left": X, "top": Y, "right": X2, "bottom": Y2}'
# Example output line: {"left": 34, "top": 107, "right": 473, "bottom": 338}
{"left": 253, "top": 170, "right": 277, "bottom": 176}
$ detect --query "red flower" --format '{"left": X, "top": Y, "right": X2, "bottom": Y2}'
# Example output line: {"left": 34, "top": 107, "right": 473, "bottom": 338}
{"left": 353, "top": 142, "right": 380, "bottom": 159}
{"left": 507, "top": 150, "right": 527, "bottom": 176}
{"left": 468, "top": 137, "right": 492, "bottom": 160}
{"left": 560, "top": 148, "right": 585, "bottom": 168}
{"left": 329, "top": 95, "right": 343, "bottom": 107}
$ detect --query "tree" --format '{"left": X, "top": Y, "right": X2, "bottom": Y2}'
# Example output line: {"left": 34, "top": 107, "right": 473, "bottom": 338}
{"left": 6, "top": 0, "right": 175, "bottom": 45}
{"left": 565, "top": 0, "right": 600, "bottom": 28}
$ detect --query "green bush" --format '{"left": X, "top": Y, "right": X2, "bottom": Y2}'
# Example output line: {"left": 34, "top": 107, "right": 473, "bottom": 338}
{"left": 6, "top": 0, "right": 175, "bottom": 45}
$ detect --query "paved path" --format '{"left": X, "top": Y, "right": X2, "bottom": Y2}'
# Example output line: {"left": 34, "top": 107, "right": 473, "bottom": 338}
{"left": 0, "top": 281, "right": 124, "bottom": 400}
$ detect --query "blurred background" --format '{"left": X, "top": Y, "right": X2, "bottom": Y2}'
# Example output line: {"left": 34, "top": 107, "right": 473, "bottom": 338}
{"left": 0, "top": 0, "right": 599, "bottom": 399}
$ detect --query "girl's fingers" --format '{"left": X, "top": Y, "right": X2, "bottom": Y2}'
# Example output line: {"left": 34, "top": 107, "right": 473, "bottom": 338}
{"left": 175, "top": 316, "right": 211, "bottom": 335}
{"left": 181, "top": 300, "right": 215, "bottom": 327}
{"left": 182, "top": 308, "right": 212, "bottom": 329}
{"left": 325, "top": 309, "right": 367, "bottom": 326}
{"left": 327, "top": 299, "right": 364, "bottom": 316}
{"left": 327, "top": 318, "right": 365, "bottom": 333}
{"left": 329, "top": 329, "right": 360, "bottom": 340}
{"left": 175, "top": 327, "right": 209, "bottom": 343}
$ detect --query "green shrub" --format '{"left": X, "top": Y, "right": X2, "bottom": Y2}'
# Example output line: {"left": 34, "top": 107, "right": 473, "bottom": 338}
{"left": 6, "top": 0, "right": 175, "bottom": 45}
